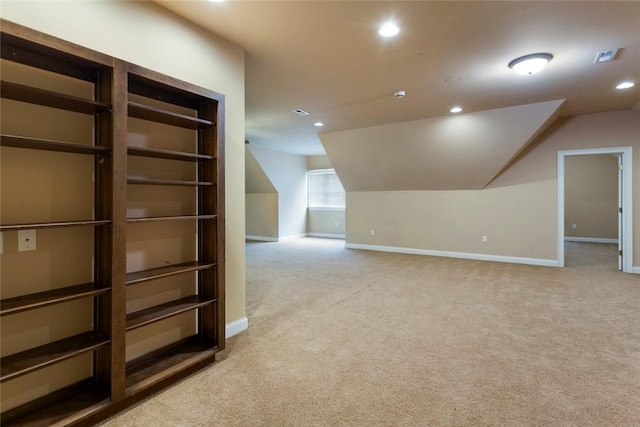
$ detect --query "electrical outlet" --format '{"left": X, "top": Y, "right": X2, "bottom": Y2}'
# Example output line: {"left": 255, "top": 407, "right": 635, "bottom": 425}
{"left": 18, "top": 229, "right": 37, "bottom": 252}
{"left": 572, "top": 224, "right": 577, "bottom": 229}
{"left": 482, "top": 235, "right": 488, "bottom": 243}
{"left": 370, "top": 229, "right": 375, "bottom": 236}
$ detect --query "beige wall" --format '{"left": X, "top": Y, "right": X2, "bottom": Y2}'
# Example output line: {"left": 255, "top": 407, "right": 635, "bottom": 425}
{"left": 1, "top": 0, "right": 246, "bottom": 325}
{"left": 565, "top": 155, "right": 618, "bottom": 240}
{"left": 307, "top": 154, "right": 334, "bottom": 170}
{"left": 308, "top": 209, "right": 346, "bottom": 237}
{"left": 347, "top": 110, "right": 640, "bottom": 267}
{"left": 245, "top": 146, "right": 278, "bottom": 239}
{"left": 249, "top": 146, "right": 307, "bottom": 238}
{"left": 246, "top": 194, "right": 279, "bottom": 239}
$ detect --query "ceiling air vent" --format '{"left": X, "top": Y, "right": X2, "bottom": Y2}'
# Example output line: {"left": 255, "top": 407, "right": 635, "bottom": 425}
{"left": 595, "top": 49, "right": 618, "bottom": 63}
{"left": 293, "top": 108, "right": 310, "bottom": 116}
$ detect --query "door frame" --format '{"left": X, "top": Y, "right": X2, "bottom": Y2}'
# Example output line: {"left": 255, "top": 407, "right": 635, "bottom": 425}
{"left": 557, "top": 147, "right": 633, "bottom": 272}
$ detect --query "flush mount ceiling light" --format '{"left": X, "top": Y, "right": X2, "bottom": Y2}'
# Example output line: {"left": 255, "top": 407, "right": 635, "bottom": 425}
{"left": 378, "top": 22, "right": 400, "bottom": 38}
{"left": 508, "top": 53, "right": 553, "bottom": 75}
{"left": 450, "top": 106, "right": 463, "bottom": 113}
{"left": 616, "top": 81, "right": 635, "bottom": 90}
{"left": 313, "top": 122, "right": 324, "bottom": 127}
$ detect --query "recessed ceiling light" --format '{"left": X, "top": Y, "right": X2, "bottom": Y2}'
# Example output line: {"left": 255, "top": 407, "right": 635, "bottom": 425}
{"left": 293, "top": 108, "right": 310, "bottom": 116}
{"left": 209, "top": 0, "right": 225, "bottom": 2}
{"left": 378, "top": 22, "right": 400, "bottom": 38}
{"left": 314, "top": 122, "right": 324, "bottom": 127}
{"left": 616, "top": 81, "right": 635, "bottom": 90}
{"left": 508, "top": 53, "right": 553, "bottom": 75}
{"left": 450, "top": 106, "right": 463, "bottom": 114}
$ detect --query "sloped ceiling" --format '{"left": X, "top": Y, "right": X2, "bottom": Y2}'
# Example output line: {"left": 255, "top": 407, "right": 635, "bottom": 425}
{"left": 321, "top": 100, "right": 564, "bottom": 191}
{"left": 245, "top": 146, "right": 276, "bottom": 193}
{"left": 156, "top": 1, "right": 640, "bottom": 156}
{"left": 155, "top": 1, "right": 639, "bottom": 192}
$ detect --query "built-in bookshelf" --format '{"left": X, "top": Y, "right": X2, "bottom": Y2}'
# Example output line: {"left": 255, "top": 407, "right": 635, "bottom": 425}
{"left": 0, "top": 19, "right": 225, "bottom": 426}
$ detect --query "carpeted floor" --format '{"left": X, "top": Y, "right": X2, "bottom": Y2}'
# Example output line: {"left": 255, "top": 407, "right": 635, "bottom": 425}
{"left": 101, "top": 239, "right": 640, "bottom": 426}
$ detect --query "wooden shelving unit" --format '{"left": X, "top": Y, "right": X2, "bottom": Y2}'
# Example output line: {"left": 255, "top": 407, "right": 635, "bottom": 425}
{"left": 0, "top": 19, "right": 225, "bottom": 426}
{"left": 123, "top": 62, "right": 225, "bottom": 398}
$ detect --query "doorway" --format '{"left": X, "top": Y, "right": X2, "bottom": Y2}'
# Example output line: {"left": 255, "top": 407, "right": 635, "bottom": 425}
{"left": 557, "top": 147, "right": 633, "bottom": 272}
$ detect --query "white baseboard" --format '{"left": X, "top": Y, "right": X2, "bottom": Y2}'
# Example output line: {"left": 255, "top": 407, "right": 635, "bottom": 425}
{"left": 565, "top": 237, "right": 618, "bottom": 244}
{"left": 345, "top": 243, "right": 558, "bottom": 268}
{"left": 306, "top": 233, "right": 346, "bottom": 239}
{"left": 226, "top": 316, "right": 248, "bottom": 338}
{"left": 633, "top": 266, "right": 640, "bottom": 275}
{"left": 280, "top": 233, "right": 307, "bottom": 240}
{"left": 246, "top": 235, "right": 278, "bottom": 242}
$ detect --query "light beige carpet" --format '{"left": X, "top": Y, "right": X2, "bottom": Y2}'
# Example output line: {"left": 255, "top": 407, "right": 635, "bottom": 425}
{"left": 102, "top": 239, "right": 640, "bottom": 426}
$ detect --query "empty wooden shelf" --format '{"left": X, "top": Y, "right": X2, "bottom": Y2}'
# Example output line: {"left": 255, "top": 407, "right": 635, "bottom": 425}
{"left": 126, "top": 261, "right": 216, "bottom": 286}
{"left": 126, "top": 296, "right": 215, "bottom": 331}
{"left": 0, "top": 283, "right": 109, "bottom": 316}
{"left": 1, "top": 332, "right": 110, "bottom": 383}
{"left": 0, "top": 219, "right": 111, "bottom": 231}
{"left": 128, "top": 101, "right": 212, "bottom": 129}
{"left": 127, "top": 146, "right": 212, "bottom": 162}
{"left": 1, "top": 134, "right": 110, "bottom": 155}
{"left": 1, "top": 80, "right": 110, "bottom": 114}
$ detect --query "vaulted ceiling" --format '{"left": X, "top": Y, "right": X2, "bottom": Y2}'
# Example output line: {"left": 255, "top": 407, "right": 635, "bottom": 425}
{"left": 156, "top": 1, "right": 640, "bottom": 190}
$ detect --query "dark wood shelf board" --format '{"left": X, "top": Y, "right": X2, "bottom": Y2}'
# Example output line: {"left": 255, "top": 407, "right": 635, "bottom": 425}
{"left": 126, "top": 261, "right": 216, "bottom": 286}
{"left": 0, "top": 379, "right": 109, "bottom": 427}
{"left": 127, "top": 146, "right": 212, "bottom": 162}
{"left": 1, "top": 134, "right": 110, "bottom": 155}
{"left": 1, "top": 22, "right": 113, "bottom": 79}
{"left": 127, "top": 177, "right": 213, "bottom": 186}
{"left": 1, "top": 80, "right": 110, "bottom": 114}
{"left": 0, "top": 220, "right": 110, "bottom": 231}
{"left": 0, "top": 332, "right": 110, "bottom": 383}
{"left": 1, "top": 283, "right": 109, "bottom": 317}
{"left": 126, "top": 296, "right": 215, "bottom": 331}
{"left": 126, "top": 215, "right": 216, "bottom": 224}
{"left": 128, "top": 66, "right": 222, "bottom": 106}
{"left": 125, "top": 337, "right": 217, "bottom": 395}
{"left": 128, "top": 101, "right": 212, "bottom": 129}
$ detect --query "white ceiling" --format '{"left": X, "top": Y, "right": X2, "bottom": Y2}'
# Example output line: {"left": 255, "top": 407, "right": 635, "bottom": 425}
{"left": 156, "top": 1, "right": 640, "bottom": 156}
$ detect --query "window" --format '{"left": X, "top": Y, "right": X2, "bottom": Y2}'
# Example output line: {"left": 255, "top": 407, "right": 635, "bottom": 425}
{"left": 308, "top": 169, "right": 345, "bottom": 209}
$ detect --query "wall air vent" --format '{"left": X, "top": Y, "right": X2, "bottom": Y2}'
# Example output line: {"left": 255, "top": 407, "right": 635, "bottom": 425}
{"left": 595, "top": 49, "right": 618, "bottom": 63}
{"left": 293, "top": 108, "right": 310, "bottom": 116}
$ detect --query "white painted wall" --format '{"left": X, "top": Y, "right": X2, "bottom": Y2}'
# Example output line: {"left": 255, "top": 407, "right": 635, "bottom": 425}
{"left": 249, "top": 146, "right": 307, "bottom": 238}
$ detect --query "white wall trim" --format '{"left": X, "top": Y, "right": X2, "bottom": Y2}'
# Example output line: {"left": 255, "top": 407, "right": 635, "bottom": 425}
{"left": 246, "top": 235, "right": 278, "bottom": 242}
{"left": 564, "top": 237, "right": 619, "bottom": 244}
{"left": 306, "top": 233, "right": 346, "bottom": 239}
{"left": 345, "top": 243, "right": 558, "bottom": 267}
{"left": 633, "top": 267, "right": 640, "bottom": 275}
{"left": 226, "top": 316, "right": 248, "bottom": 339}
{"left": 280, "top": 233, "right": 307, "bottom": 240}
